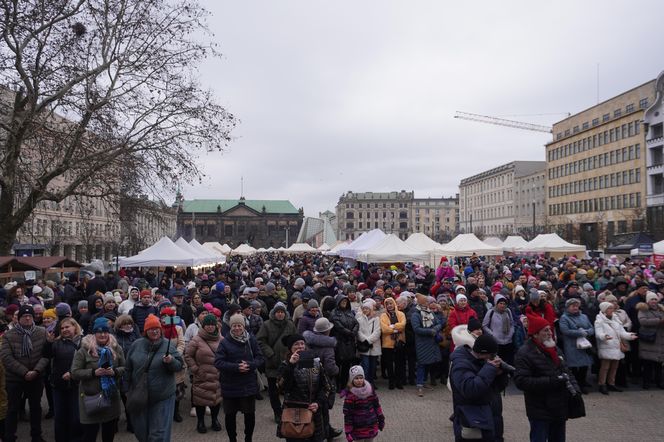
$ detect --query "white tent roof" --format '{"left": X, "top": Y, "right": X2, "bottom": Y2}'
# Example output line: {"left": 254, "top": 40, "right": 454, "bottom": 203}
{"left": 654, "top": 240, "right": 664, "bottom": 255}
{"left": 516, "top": 233, "right": 586, "bottom": 254}
{"left": 175, "top": 238, "right": 214, "bottom": 265}
{"left": 405, "top": 233, "right": 441, "bottom": 252}
{"left": 267, "top": 247, "right": 277, "bottom": 252}
{"left": 231, "top": 244, "right": 257, "bottom": 256}
{"left": 120, "top": 237, "right": 202, "bottom": 267}
{"left": 358, "top": 234, "right": 430, "bottom": 263}
{"left": 317, "top": 243, "right": 331, "bottom": 251}
{"left": 190, "top": 239, "right": 225, "bottom": 262}
{"left": 324, "top": 241, "right": 350, "bottom": 256}
{"left": 256, "top": 248, "right": 267, "bottom": 252}
{"left": 287, "top": 243, "right": 318, "bottom": 253}
{"left": 436, "top": 233, "right": 503, "bottom": 257}
{"left": 339, "top": 229, "right": 387, "bottom": 260}
{"left": 277, "top": 247, "right": 286, "bottom": 251}
{"left": 202, "top": 242, "right": 231, "bottom": 256}
{"left": 483, "top": 237, "right": 504, "bottom": 247}
{"left": 501, "top": 236, "right": 529, "bottom": 252}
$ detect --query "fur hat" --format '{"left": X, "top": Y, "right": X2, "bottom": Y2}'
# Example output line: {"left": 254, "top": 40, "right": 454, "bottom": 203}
{"left": 599, "top": 302, "right": 613, "bottom": 313}
{"left": 349, "top": 365, "right": 365, "bottom": 381}
{"left": 143, "top": 314, "right": 160, "bottom": 332}
{"left": 527, "top": 315, "right": 549, "bottom": 336}
{"left": 281, "top": 333, "right": 305, "bottom": 350}
{"left": 229, "top": 313, "right": 245, "bottom": 328}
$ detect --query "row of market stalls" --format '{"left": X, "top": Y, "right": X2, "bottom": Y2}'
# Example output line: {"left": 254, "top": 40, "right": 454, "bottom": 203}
{"left": 0, "top": 256, "right": 82, "bottom": 284}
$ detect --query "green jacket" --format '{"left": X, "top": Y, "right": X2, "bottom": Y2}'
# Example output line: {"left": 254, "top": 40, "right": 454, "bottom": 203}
{"left": 125, "top": 337, "right": 183, "bottom": 403}
{"left": 70, "top": 334, "right": 125, "bottom": 424}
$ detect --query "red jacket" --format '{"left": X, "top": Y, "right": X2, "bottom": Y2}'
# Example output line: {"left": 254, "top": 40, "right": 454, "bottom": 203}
{"left": 524, "top": 302, "right": 556, "bottom": 329}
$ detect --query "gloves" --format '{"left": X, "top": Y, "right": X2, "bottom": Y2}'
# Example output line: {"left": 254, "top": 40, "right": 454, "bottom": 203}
{"left": 346, "top": 433, "right": 354, "bottom": 442}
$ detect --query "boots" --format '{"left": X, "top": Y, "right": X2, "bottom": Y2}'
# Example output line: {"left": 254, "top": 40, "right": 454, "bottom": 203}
{"left": 173, "top": 400, "right": 183, "bottom": 422}
{"left": 196, "top": 406, "right": 207, "bottom": 434}
{"left": 210, "top": 405, "right": 222, "bottom": 431}
{"left": 598, "top": 385, "right": 608, "bottom": 395}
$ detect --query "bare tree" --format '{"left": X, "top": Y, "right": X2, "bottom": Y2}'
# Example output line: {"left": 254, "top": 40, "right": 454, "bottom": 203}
{"left": 0, "top": 0, "right": 236, "bottom": 254}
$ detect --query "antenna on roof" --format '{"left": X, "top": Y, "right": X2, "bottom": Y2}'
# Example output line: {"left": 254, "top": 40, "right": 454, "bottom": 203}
{"left": 240, "top": 176, "right": 244, "bottom": 199}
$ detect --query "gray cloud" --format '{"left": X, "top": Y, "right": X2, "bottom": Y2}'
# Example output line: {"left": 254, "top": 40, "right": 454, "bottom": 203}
{"left": 184, "top": 0, "right": 664, "bottom": 216}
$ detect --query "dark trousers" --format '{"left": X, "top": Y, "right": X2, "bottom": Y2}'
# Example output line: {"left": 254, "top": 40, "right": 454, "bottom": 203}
{"left": 569, "top": 366, "right": 589, "bottom": 387}
{"left": 52, "top": 387, "right": 82, "bottom": 442}
{"left": 267, "top": 377, "right": 281, "bottom": 416}
{"left": 381, "top": 347, "right": 406, "bottom": 387}
{"left": 642, "top": 359, "right": 662, "bottom": 386}
{"left": 5, "top": 379, "right": 43, "bottom": 442}
{"left": 82, "top": 419, "right": 117, "bottom": 442}
{"left": 405, "top": 342, "right": 417, "bottom": 384}
{"left": 337, "top": 359, "right": 354, "bottom": 391}
{"left": 528, "top": 419, "right": 566, "bottom": 442}
{"left": 627, "top": 340, "right": 641, "bottom": 377}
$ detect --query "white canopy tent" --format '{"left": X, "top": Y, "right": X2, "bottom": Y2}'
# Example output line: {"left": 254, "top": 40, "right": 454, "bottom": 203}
{"left": 324, "top": 241, "right": 350, "bottom": 256}
{"left": 277, "top": 247, "right": 286, "bottom": 251}
{"left": 175, "top": 238, "right": 214, "bottom": 265}
{"left": 231, "top": 244, "right": 257, "bottom": 256}
{"left": 516, "top": 233, "right": 586, "bottom": 255}
{"left": 287, "top": 243, "right": 318, "bottom": 253}
{"left": 256, "top": 248, "right": 267, "bottom": 252}
{"left": 435, "top": 233, "right": 503, "bottom": 258}
{"left": 405, "top": 233, "right": 442, "bottom": 266}
{"left": 483, "top": 237, "right": 504, "bottom": 248}
{"left": 120, "top": 237, "right": 202, "bottom": 267}
{"left": 317, "top": 243, "right": 331, "bottom": 251}
{"left": 654, "top": 240, "right": 664, "bottom": 255}
{"left": 190, "top": 239, "right": 225, "bottom": 263}
{"left": 502, "top": 236, "right": 529, "bottom": 253}
{"left": 202, "top": 242, "right": 230, "bottom": 256}
{"left": 358, "top": 234, "right": 430, "bottom": 263}
{"left": 267, "top": 247, "right": 277, "bottom": 252}
{"left": 339, "top": 229, "right": 387, "bottom": 260}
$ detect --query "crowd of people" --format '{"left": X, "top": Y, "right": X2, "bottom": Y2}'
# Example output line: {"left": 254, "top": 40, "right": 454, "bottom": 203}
{"left": 0, "top": 251, "right": 662, "bottom": 441}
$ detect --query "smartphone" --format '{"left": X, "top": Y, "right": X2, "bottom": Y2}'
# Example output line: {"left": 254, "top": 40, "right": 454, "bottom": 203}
{"left": 297, "top": 350, "right": 314, "bottom": 369}
{"left": 101, "top": 361, "right": 110, "bottom": 369}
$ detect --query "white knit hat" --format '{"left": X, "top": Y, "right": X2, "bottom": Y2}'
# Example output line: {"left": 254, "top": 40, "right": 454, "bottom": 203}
{"left": 646, "top": 292, "right": 659, "bottom": 303}
{"left": 349, "top": 365, "right": 364, "bottom": 380}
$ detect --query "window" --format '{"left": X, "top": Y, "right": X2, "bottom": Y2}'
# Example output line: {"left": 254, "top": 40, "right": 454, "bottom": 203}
{"left": 603, "top": 113, "right": 610, "bottom": 122}
{"left": 626, "top": 104, "right": 634, "bottom": 113}
{"left": 640, "top": 98, "right": 649, "bottom": 109}
{"left": 573, "top": 126, "right": 579, "bottom": 134}
{"left": 346, "top": 212, "right": 354, "bottom": 219}
{"left": 636, "top": 144, "right": 641, "bottom": 159}
{"left": 614, "top": 109, "right": 622, "bottom": 118}
{"left": 224, "top": 224, "right": 233, "bottom": 236}
{"left": 592, "top": 118, "right": 599, "bottom": 126}
{"left": 582, "top": 122, "right": 589, "bottom": 130}
{"left": 564, "top": 129, "right": 570, "bottom": 136}
{"left": 345, "top": 222, "right": 354, "bottom": 229}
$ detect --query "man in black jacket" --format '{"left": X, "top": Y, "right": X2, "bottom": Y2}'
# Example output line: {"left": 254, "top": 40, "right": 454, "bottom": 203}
{"left": 449, "top": 334, "right": 507, "bottom": 441}
{"left": 514, "top": 315, "right": 581, "bottom": 442}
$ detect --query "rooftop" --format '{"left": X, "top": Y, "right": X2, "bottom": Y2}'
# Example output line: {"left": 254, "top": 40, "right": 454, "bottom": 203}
{"left": 181, "top": 199, "right": 299, "bottom": 214}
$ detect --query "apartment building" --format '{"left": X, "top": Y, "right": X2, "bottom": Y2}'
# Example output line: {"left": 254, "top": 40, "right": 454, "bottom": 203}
{"left": 644, "top": 71, "right": 664, "bottom": 241}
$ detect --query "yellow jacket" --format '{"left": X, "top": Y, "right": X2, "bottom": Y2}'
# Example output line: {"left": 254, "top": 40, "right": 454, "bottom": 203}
{"left": 380, "top": 298, "right": 406, "bottom": 349}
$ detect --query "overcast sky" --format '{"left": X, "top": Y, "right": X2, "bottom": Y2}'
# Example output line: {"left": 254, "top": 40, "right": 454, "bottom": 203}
{"left": 183, "top": 0, "right": 664, "bottom": 217}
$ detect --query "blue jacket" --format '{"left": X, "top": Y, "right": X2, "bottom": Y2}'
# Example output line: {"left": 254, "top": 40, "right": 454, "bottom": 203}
{"left": 411, "top": 307, "right": 443, "bottom": 365}
{"left": 214, "top": 333, "right": 264, "bottom": 398}
{"left": 558, "top": 311, "right": 594, "bottom": 368}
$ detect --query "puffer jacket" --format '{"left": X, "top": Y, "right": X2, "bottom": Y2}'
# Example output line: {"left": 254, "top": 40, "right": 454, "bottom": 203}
{"left": 594, "top": 312, "right": 635, "bottom": 361}
{"left": 256, "top": 308, "right": 296, "bottom": 378}
{"left": 297, "top": 310, "right": 320, "bottom": 334}
{"left": 379, "top": 298, "right": 406, "bottom": 349}
{"left": 342, "top": 383, "right": 384, "bottom": 441}
{"left": 411, "top": 305, "right": 443, "bottom": 365}
{"left": 303, "top": 331, "right": 339, "bottom": 378}
{"left": 637, "top": 302, "right": 664, "bottom": 362}
{"left": 125, "top": 337, "right": 184, "bottom": 403}
{"left": 214, "top": 333, "right": 264, "bottom": 398}
{"left": 558, "top": 311, "right": 594, "bottom": 367}
{"left": 514, "top": 339, "right": 579, "bottom": 421}
{"left": 70, "top": 334, "right": 125, "bottom": 424}
{"left": 129, "top": 303, "right": 158, "bottom": 332}
{"left": 356, "top": 313, "right": 381, "bottom": 357}
{"left": 184, "top": 329, "right": 222, "bottom": 407}
{"left": 0, "top": 325, "right": 49, "bottom": 383}
{"left": 44, "top": 335, "right": 82, "bottom": 390}
{"left": 330, "top": 296, "right": 359, "bottom": 362}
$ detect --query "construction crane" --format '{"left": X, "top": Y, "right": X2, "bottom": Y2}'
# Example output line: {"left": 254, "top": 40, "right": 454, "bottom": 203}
{"left": 454, "top": 111, "right": 553, "bottom": 134}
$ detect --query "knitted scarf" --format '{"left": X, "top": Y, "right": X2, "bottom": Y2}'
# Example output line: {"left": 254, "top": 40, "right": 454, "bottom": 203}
{"left": 534, "top": 340, "right": 560, "bottom": 366}
{"left": 97, "top": 346, "right": 117, "bottom": 397}
{"left": 231, "top": 329, "right": 249, "bottom": 344}
{"left": 350, "top": 381, "right": 373, "bottom": 399}
{"left": 14, "top": 323, "right": 35, "bottom": 357}
{"left": 416, "top": 304, "right": 434, "bottom": 328}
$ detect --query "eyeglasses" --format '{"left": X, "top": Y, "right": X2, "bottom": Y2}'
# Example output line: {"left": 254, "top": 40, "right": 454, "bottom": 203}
{"left": 147, "top": 328, "right": 161, "bottom": 333}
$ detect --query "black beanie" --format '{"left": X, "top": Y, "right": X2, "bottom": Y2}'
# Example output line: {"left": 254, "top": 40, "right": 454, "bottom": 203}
{"left": 473, "top": 334, "right": 498, "bottom": 355}
{"left": 467, "top": 316, "right": 482, "bottom": 332}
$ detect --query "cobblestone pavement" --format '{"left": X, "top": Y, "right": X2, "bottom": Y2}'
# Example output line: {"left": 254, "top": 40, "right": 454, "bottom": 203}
{"left": 18, "top": 379, "right": 664, "bottom": 441}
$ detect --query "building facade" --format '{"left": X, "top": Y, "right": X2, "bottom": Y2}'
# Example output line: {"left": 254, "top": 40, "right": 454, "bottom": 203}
{"left": 120, "top": 197, "right": 177, "bottom": 256}
{"left": 410, "top": 196, "right": 459, "bottom": 243}
{"left": 514, "top": 169, "right": 547, "bottom": 236}
{"left": 644, "top": 71, "right": 664, "bottom": 241}
{"left": 336, "top": 191, "right": 414, "bottom": 241}
{"left": 176, "top": 197, "right": 303, "bottom": 248}
{"left": 546, "top": 80, "right": 655, "bottom": 249}
{"left": 459, "top": 161, "right": 546, "bottom": 237}
{"left": 14, "top": 194, "right": 121, "bottom": 262}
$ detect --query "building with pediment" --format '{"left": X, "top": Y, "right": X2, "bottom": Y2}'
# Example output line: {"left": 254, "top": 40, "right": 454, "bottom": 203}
{"left": 175, "top": 194, "right": 304, "bottom": 248}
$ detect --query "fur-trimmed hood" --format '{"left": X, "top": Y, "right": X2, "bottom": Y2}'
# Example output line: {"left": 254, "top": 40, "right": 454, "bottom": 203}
{"left": 636, "top": 302, "right": 664, "bottom": 312}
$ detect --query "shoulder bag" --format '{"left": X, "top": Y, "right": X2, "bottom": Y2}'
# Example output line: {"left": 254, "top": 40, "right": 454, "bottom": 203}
{"left": 126, "top": 341, "right": 162, "bottom": 414}
{"left": 356, "top": 320, "right": 374, "bottom": 353}
{"left": 279, "top": 369, "right": 315, "bottom": 439}
{"left": 82, "top": 391, "right": 112, "bottom": 416}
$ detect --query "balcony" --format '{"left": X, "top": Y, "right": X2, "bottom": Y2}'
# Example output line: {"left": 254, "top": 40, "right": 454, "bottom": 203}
{"left": 647, "top": 194, "right": 664, "bottom": 206}
{"left": 647, "top": 136, "right": 664, "bottom": 147}
{"left": 647, "top": 163, "right": 664, "bottom": 175}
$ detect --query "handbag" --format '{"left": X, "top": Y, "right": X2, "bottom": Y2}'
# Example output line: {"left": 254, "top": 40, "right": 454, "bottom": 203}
{"left": 82, "top": 392, "right": 112, "bottom": 416}
{"left": 356, "top": 321, "right": 374, "bottom": 353}
{"left": 619, "top": 340, "right": 630, "bottom": 353}
{"left": 638, "top": 330, "right": 657, "bottom": 343}
{"left": 576, "top": 336, "right": 592, "bottom": 350}
{"left": 279, "top": 370, "right": 315, "bottom": 439}
{"left": 567, "top": 392, "right": 586, "bottom": 419}
{"left": 126, "top": 341, "right": 162, "bottom": 414}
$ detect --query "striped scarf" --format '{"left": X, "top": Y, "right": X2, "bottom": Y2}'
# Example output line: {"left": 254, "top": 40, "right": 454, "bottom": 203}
{"left": 14, "top": 323, "right": 35, "bottom": 357}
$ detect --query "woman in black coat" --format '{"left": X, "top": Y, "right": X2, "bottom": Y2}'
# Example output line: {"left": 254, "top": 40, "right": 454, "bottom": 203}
{"left": 278, "top": 334, "right": 332, "bottom": 442}
{"left": 329, "top": 295, "right": 359, "bottom": 390}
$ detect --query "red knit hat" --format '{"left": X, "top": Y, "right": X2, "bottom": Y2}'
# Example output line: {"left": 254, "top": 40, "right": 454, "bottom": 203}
{"left": 143, "top": 314, "right": 161, "bottom": 333}
{"left": 527, "top": 315, "right": 550, "bottom": 336}
{"left": 139, "top": 289, "right": 152, "bottom": 298}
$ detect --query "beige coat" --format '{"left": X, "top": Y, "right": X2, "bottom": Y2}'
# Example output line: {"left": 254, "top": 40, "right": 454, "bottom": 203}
{"left": 184, "top": 330, "right": 222, "bottom": 406}
{"left": 166, "top": 325, "right": 187, "bottom": 384}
